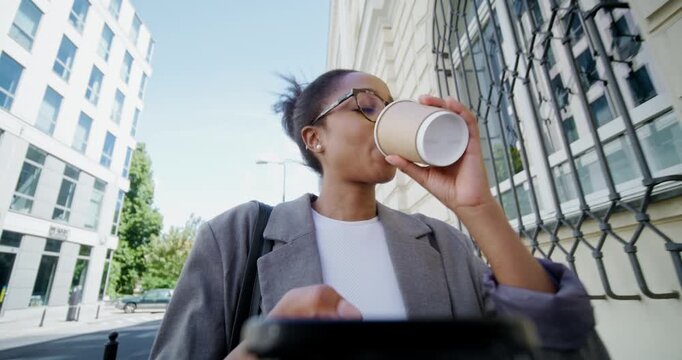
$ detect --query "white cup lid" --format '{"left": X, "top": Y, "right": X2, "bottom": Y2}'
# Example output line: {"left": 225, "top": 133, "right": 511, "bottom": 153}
{"left": 416, "top": 111, "right": 469, "bottom": 166}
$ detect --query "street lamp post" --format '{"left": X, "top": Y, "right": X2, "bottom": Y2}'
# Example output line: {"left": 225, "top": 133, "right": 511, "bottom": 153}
{"left": 255, "top": 159, "right": 304, "bottom": 203}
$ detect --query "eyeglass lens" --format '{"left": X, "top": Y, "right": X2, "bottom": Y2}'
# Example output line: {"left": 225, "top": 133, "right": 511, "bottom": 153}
{"left": 356, "top": 91, "right": 386, "bottom": 122}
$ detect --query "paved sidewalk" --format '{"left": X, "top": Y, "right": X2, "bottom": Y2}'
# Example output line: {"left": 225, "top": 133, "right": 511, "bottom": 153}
{"left": 0, "top": 305, "right": 164, "bottom": 351}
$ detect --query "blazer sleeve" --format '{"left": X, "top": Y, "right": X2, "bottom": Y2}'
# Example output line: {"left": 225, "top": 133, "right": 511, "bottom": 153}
{"left": 149, "top": 222, "right": 229, "bottom": 359}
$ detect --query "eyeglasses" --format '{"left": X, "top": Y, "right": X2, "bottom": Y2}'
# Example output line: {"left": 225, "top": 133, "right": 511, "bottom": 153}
{"left": 311, "top": 88, "right": 391, "bottom": 125}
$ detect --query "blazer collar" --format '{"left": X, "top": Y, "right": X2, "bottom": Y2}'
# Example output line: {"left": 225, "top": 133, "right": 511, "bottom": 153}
{"left": 258, "top": 193, "right": 452, "bottom": 318}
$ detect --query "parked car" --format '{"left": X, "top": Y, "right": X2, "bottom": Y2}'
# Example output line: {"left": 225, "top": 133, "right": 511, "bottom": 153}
{"left": 115, "top": 288, "right": 173, "bottom": 313}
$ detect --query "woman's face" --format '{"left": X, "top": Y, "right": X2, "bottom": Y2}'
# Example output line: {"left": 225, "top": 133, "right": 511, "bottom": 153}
{"left": 314, "top": 72, "right": 397, "bottom": 185}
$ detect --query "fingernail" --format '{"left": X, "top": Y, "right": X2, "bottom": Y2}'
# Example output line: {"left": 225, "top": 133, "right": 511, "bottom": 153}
{"left": 385, "top": 155, "right": 397, "bottom": 165}
{"left": 337, "top": 300, "right": 363, "bottom": 320}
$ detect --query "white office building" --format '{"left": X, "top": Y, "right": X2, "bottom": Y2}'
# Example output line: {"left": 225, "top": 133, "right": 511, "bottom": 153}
{"left": 328, "top": 0, "right": 682, "bottom": 358}
{"left": 0, "top": 0, "right": 154, "bottom": 320}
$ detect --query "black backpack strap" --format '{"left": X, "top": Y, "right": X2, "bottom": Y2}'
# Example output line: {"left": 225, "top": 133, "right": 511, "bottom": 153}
{"left": 228, "top": 201, "right": 273, "bottom": 352}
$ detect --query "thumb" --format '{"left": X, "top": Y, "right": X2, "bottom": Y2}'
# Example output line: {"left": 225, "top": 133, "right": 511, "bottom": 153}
{"left": 336, "top": 299, "right": 363, "bottom": 320}
{"left": 385, "top": 155, "right": 428, "bottom": 186}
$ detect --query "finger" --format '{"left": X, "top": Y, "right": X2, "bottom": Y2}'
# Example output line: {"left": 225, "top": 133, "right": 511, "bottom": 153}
{"left": 385, "top": 155, "right": 429, "bottom": 187}
{"left": 417, "top": 94, "right": 445, "bottom": 108}
{"left": 336, "top": 299, "right": 363, "bottom": 319}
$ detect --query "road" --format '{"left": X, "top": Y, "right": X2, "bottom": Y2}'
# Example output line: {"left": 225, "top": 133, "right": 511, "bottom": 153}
{"left": 0, "top": 319, "right": 161, "bottom": 360}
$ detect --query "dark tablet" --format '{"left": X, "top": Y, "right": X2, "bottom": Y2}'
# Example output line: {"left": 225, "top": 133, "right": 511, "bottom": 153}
{"left": 242, "top": 317, "right": 538, "bottom": 359}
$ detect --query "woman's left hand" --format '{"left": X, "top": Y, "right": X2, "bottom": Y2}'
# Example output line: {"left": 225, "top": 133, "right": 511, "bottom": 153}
{"left": 385, "top": 95, "right": 496, "bottom": 213}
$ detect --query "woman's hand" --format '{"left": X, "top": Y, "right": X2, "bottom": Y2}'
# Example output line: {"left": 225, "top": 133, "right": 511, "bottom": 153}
{"left": 226, "top": 285, "right": 361, "bottom": 359}
{"left": 384, "top": 95, "right": 496, "bottom": 214}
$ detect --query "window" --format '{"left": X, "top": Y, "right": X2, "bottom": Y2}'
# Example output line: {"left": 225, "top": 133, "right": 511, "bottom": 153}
{"left": 0, "top": 231, "right": 22, "bottom": 248}
{"left": 68, "top": 0, "right": 89, "bottom": 32}
{"left": 84, "top": 179, "right": 106, "bottom": 229}
{"left": 121, "top": 51, "right": 133, "bottom": 84}
{"left": 0, "top": 52, "right": 24, "bottom": 110}
{"left": 52, "top": 165, "right": 80, "bottom": 222}
{"left": 100, "top": 131, "right": 116, "bottom": 167}
{"left": 626, "top": 66, "right": 657, "bottom": 106}
{"left": 564, "top": 10, "right": 584, "bottom": 42}
{"left": 638, "top": 112, "right": 682, "bottom": 172}
{"left": 35, "top": 87, "right": 63, "bottom": 135}
{"left": 45, "top": 239, "right": 62, "bottom": 253}
{"left": 72, "top": 112, "right": 92, "bottom": 153}
{"left": 97, "top": 24, "right": 114, "bottom": 61}
{"left": 562, "top": 117, "right": 578, "bottom": 143}
{"left": 10, "top": 146, "right": 46, "bottom": 213}
{"left": 122, "top": 146, "right": 132, "bottom": 178}
{"left": 550, "top": 74, "right": 569, "bottom": 109}
{"left": 130, "top": 14, "right": 141, "bottom": 45}
{"left": 146, "top": 39, "right": 155, "bottom": 63}
{"left": 138, "top": 73, "right": 147, "bottom": 99}
{"left": 576, "top": 50, "right": 598, "bottom": 90}
{"left": 52, "top": 36, "right": 77, "bottom": 81}
{"left": 9, "top": 0, "right": 42, "bottom": 51}
{"left": 30, "top": 254, "right": 58, "bottom": 306}
{"left": 131, "top": 108, "right": 140, "bottom": 137}
{"left": 111, "top": 190, "right": 125, "bottom": 235}
{"left": 589, "top": 95, "right": 614, "bottom": 128}
{"left": 85, "top": 66, "right": 103, "bottom": 105}
{"left": 98, "top": 249, "right": 113, "bottom": 300}
{"left": 111, "top": 89, "right": 124, "bottom": 123}
{"left": 71, "top": 245, "right": 91, "bottom": 295}
{"left": 79, "top": 245, "right": 92, "bottom": 257}
{"left": 108, "top": 0, "right": 122, "bottom": 19}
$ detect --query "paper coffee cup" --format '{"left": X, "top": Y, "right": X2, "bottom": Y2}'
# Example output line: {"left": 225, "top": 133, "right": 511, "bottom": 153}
{"left": 374, "top": 100, "right": 469, "bottom": 167}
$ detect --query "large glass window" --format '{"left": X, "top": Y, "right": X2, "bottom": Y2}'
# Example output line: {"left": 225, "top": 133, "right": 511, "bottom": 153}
{"left": 68, "top": 0, "right": 89, "bottom": 33}
{"left": 10, "top": 146, "right": 46, "bottom": 213}
{"left": 100, "top": 131, "right": 116, "bottom": 167}
{"left": 85, "top": 66, "right": 103, "bottom": 105}
{"left": 611, "top": 16, "right": 641, "bottom": 60}
{"left": 52, "top": 165, "right": 80, "bottom": 223}
{"left": 638, "top": 112, "right": 682, "bottom": 172}
{"left": 111, "top": 89, "right": 124, "bottom": 123}
{"left": 122, "top": 147, "right": 132, "bottom": 178}
{"left": 72, "top": 112, "right": 92, "bottom": 153}
{"left": 108, "top": 0, "right": 122, "bottom": 19}
{"left": 0, "top": 52, "right": 24, "bottom": 110}
{"left": 97, "top": 24, "right": 114, "bottom": 61}
{"left": 30, "top": 251, "right": 59, "bottom": 306}
{"left": 130, "top": 14, "right": 141, "bottom": 45}
{"left": 98, "top": 249, "right": 113, "bottom": 300}
{"left": 576, "top": 50, "right": 598, "bottom": 90}
{"left": 138, "top": 73, "right": 148, "bottom": 100}
{"left": 52, "top": 36, "right": 77, "bottom": 81}
{"left": 84, "top": 179, "right": 106, "bottom": 230}
{"left": 0, "top": 231, "right": 22, "bottom": 248}
{"left": 563, "top": 9, "right": 584, "bottom": 42}
{"left": 9, "top": 0, "right": 42, "bottom": 51}
{"left": 111, "top": 190, "right": 125, "bottom": 235}
{"left": 626, "top": 66, "right": 657, "bottom": 107}
{"left": 35, "top": 86, "right": 63, "bottom": 135}
{"left": 121, "top": 51, "right": 133, "bottom": 84}
{"left": 131, "top": 108, "right": 140, "bottom": 137}
{"left": 550, "top": 74, "right": 569, "bottom": 109}
{"left": 589, "top": 95, "right": 615, "bottom": 128}
{"left": 146, "top": 39, "right": 155, "bottom": 63}
{"left": 70, "top": 245, "right": 91, "bottom": 300}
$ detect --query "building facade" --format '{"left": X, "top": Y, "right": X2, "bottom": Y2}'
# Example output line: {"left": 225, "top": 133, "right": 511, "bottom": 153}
{"left": 328, "top": 0, "right": 682, "bottom": 358}
{"left": 0, "top": 0, "right": 153, "bottom": 319}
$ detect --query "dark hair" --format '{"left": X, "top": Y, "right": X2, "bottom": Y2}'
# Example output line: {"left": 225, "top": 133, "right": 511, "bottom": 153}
{"left": 273, "top": 69, "right": 357, "bottom": 175}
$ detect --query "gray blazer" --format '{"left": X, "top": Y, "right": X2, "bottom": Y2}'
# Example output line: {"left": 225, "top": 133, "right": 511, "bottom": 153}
{"left": 150, "top": 194, "right": 608, "bottom": 359}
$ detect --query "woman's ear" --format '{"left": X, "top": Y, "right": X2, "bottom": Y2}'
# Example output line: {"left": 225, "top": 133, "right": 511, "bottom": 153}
{"left": 301, "top": 126, "right": 324, "bottom": 153}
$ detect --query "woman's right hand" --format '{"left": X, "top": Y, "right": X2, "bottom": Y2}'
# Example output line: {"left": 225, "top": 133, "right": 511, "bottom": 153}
{"left": 226, "top": 284, "right": 362, "bottom": 359}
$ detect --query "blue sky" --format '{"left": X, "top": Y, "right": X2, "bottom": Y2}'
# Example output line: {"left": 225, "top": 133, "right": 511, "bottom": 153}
{"left": 130, "top": 1, "right": 328, "bottom": 228}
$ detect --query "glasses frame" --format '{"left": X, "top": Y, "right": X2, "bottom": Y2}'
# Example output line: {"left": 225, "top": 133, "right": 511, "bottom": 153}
{"left": 311, "top": 88, "right": 391, "bottom": 125}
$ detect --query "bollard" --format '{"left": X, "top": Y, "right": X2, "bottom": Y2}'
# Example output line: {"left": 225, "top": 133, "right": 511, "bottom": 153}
{"left": 103, "top": 331, "right": 118, "bottom": 360}
{"left": 96, "top": 304, "right": 101, "bottom": 320}
{"left": 39, "top": 307, "right": 47, "bottom": 327}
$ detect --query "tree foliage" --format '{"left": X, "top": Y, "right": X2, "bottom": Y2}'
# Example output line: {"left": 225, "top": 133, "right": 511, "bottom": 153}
{"left": 109, "top": 143, "right": 163, "bottom": 296}
{"left": 140, "top": 215, "right": 201, "bottom": 290}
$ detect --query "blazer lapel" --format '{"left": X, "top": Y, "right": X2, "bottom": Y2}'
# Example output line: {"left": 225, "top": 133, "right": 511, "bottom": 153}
{"left": 378, "top": 204, "right": 453, "bottom": 318}
{"left": 257, "top": 195, "right": 323, "bottom": 314}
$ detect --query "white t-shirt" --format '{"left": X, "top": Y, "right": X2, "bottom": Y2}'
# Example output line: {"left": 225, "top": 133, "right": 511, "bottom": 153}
{"left": 312, "top": 209, "right": 407, "bottom": 319}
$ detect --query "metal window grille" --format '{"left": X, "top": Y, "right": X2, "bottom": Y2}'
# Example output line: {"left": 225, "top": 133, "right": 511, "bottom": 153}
{"left": 433, "top": 0, "right": 682, "bottom": 300}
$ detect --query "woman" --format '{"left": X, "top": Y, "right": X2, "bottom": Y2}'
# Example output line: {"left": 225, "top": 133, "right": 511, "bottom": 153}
{"left": 150, "top": 70, "right": 608, "bottom": 359}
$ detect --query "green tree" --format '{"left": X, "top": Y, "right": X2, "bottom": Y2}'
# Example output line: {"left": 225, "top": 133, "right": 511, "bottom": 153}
{"left": 140, "top": 215, "right": 201, "bottom": 290}
{"left": 110, "top": 143, "right": 163, "bottom": 296}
